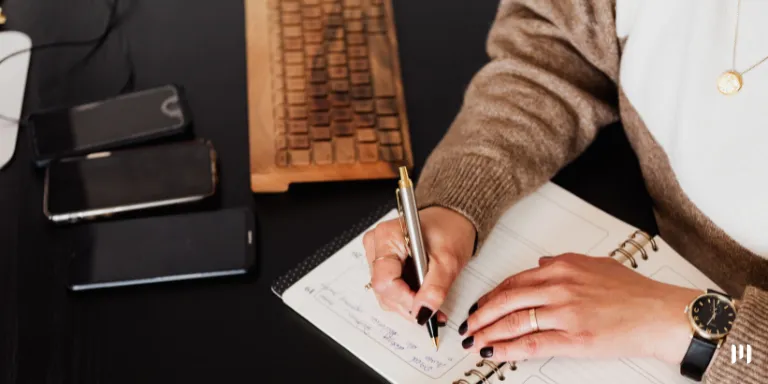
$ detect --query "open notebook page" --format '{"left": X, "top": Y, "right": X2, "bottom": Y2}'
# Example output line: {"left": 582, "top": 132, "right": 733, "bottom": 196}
{"left": 281, "top": 183, "right": 717, "bottom": 383}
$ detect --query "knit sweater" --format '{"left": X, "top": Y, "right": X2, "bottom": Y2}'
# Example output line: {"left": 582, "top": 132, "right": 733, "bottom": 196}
{"left": 414, "top": 1, "right": 768, "bottom": 382}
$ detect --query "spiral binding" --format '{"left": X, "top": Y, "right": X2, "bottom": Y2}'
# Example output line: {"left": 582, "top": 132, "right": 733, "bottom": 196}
{"left": 452, "top": 360, "right": 511, "bottom": 384}
{"left": 609, "top": 230, "right": 658, "bottom": 269}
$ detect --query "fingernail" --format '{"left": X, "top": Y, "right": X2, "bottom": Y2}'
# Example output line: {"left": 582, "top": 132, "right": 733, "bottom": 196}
{"left": 459, "top": 320, "right": 468, "bottom": 336}
{"left": 468, "top": 302, "right": 478, "bottom": 315}
{"left": 437, "top": 320, "right": 447, "bottom": 327}
{"left": 462, "top": 336, "right": 474, "bottom": 349}
{"left": 416, "top": 307, "right": 433, "bottom": 325}
{"left": 540, "top": 256, "right": 553, "bottom": 261}
{"left": 480, "top": 347, "right": 493, "bottom": 358}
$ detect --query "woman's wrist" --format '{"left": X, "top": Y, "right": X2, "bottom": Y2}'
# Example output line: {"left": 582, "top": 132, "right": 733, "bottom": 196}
{"left": 651, "top": 286, "right": 702, "bottom": 364}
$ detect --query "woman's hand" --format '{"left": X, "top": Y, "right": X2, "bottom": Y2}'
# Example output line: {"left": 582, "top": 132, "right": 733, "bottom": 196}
{"left": 460, "top": 253, "right": 701, "bottom": 364}
{"left": 363, "top": 206, "right": 476, "bottom": 325}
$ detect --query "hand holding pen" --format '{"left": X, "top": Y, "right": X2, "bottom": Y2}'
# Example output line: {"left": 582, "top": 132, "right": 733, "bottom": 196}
{"left": 362, "top": 167, "right": 476, "bottom": 349}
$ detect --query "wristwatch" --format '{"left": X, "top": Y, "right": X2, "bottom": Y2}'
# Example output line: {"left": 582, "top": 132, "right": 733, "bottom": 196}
{"left": 681, "top": 289, "right": 737, "bottom": 381}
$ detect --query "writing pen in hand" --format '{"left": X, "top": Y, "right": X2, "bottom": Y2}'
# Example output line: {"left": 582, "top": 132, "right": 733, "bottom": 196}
{"left": 397, "top": 166, "right": 439, "bottom": 350}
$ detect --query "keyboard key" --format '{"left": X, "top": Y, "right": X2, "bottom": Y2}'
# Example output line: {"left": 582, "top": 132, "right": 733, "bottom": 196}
{"left": 344, "top": 9, "right": 363, "bottom": 19}
{"left": 309, "top": 70, "right": 327, "bottom": 83}
{"left": 351, "top": 85, "right": 372, "bottom": 99}
{"left": 322, "top": 3, "right": 342, "bottom": 14}
{"left": 376, "top": 98, "right": 397, "bottom": 115}
{"left": 358, "top": 143, "right": 379, "bottom": 163}
{"left": 346, "top": 21, "right": 364, "bottom": 32}
{"left": 310, "top": 127, "right": 332, "bottom": 140}
{"left": 330, "top": 93, "right": 351, "bottom": 107}
{"left": 313, "top": 141, "right": 334, "bottom": 165}
{"left": 305, "top": 32, "right": 323, "bottom": 44}
{"left": 276, "top": 136, "right": 288, "bottom": 149}
{"left": 310, "top": 112, "right": 330, "bottom": 126}
{"left": 309, "top": 84, "right": 328, "bottom": 97}
{"left": 328, "top": 15, "right": 344, "bottom": 27}
{"left": 331, "top": 80, "right": 350, "bottom": 92}
{"left": 307, "top": 57, "right": 326, "bottom": 69}
{"left": 284, "top": 26, "right": 302, "bottom": 38}
{"left": 275, "top": 119, "right": 287, "bottom": 134}
{"left": 332, "top": 121, "right": 354, "bottom": 136}
{"left": 335, "top": 137, "right": 357, "bottom": 164}
{"left": 379, "top": 145, "right": 404, "bottom": 162}
{"left": 289, "top": 150, "right": 311, "bottom": 166}
{"left": 287, "top": 92, "right": 306, "bottom": 105}
{"left": 349, "top": 59, "right": 369, "bottom": 71}
{"left": 310, "top": 97, "right": 330, "bottom": 111}
{"left": 282, "top": 1, "right": 301, "bottom": 12}
{"left": 368, "top": 6, "right": 384, "bottom": 18}
{"left": 328, "top": 53, "right": 347, "bottom": 66}
{"left": 304, "top": 19, "right": 323, "bottom": 31}
{"left": 289, "top": 120, "right": 309, "bottom": 133}
{"left": 332, "top": 108, "right": 353, "bottom": 121}
{"left": 352, "top": 100, "right": 374, "bottom": 112}
{"left": 328, "top": 41, "right": 346, "bottom": 52}
{"left": 347, "top": 33, "right": 365, "bottom": 45}
{"left": 302, "top": 7, "right": 321, "bottom": 18}
{"left": 351, "top": 73, "right": 370, "bottom": 85}
{"left": 349, "top": 46, "right": 367, "bottom": 57}
{"left": 283, "top": 13, "right": 301, "bottom": 25}
{"left": 367, "top": 18, "right": 387, "bottom": 33}
{"left": 354, "top": 113, "right": 375, "bottom": 127}
{"left": 289, "top": 134, "right": 310, "bottom": 149}
{"left": 286, "top": 65, "right": 304, "bottom": 78}
{"left": 329, "top": 67, "right": 349, "bottom": 79}
{"left": 368, "top": 34, "right": 396, "bottom": 96}
{"left": 289, "top": 106, "right": 308, "bottom": 120}
{"left": 285, "top": 52, "right": 304, "bottom": 64}
{"left": 377, "top": 131, "right": 402, "bottom": 145}
{"left": 378, "top": 116, "right": 399, "bottom": 130}
{"left": 287, "top": 78, "right": 306, "bottom": 91}
{"left": 305, "top": 44, "right": 325, "bottom": 57}
{"left": 276, "top": 150, "right": 289, "bottom": 167}
{"left": 356, "top": 128, "right": 377, "bottom": 143}
{"left": 344, "top": 0, "right": 361, "bottom": 7}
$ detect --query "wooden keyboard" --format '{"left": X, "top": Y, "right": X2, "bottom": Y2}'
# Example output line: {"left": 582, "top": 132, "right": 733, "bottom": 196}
{"left": 246, "top": 0, "right": 413, "bottom": 192}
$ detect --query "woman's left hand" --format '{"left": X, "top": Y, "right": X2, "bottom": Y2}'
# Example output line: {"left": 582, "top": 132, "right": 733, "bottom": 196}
{"left": 460, "top": 253, "right": 701, "bottom": 364}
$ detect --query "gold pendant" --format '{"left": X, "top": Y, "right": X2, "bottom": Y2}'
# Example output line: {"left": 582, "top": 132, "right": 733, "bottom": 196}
{"left": 718, "top": 70, "right": 743, "bottom": 95}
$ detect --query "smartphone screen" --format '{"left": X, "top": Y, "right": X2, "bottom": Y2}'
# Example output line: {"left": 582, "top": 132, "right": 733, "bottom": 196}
{"left": 68, "top": 208, "right": 255, "bottom": 291}
{"left": 29, "top": 85, "right": 189, "bottom": 164}
{"left": 44, "top": 140, "right": 216, "bottom": 222}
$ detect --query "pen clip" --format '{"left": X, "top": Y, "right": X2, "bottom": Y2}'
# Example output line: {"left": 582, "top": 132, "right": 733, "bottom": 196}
{"left": 395, "top": 188, "right": 411, "bottom": 256}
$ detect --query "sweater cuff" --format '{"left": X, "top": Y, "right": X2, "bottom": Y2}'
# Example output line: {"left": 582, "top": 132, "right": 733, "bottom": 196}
{"left": 415, "top": 154, "right": 520, "bottom": 247}
{"left": 705, "top": 286, "right": 768, "bottom": 384}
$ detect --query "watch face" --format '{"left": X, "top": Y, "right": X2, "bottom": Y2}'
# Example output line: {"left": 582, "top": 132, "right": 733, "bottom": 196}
{"left": 690, "top": 294, "right": 736, "bottom": 339}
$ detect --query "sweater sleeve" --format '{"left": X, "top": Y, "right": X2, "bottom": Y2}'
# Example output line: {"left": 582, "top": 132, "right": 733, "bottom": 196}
{"left": 415, "top": 0, "right": 621, "bottom": 244}
{"left": 705, "top": 286, "right": 768, "bottom": 383}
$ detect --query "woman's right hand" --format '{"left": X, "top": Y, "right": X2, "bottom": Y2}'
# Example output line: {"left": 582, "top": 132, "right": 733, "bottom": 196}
{"left": 362, "top": 206, "right": 477, "bottom": 325}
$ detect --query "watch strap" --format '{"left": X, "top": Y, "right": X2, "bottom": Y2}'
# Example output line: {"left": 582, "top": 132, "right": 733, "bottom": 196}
{"left": 680, "top": 335, "right": 718, "bottom": 381}
{"left": 707, "top": 288, "right": 730, "bottom": 299}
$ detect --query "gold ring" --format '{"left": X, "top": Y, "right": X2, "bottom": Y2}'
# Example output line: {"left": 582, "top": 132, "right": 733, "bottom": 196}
{"left": 529, "top": 308, "right": 539, "bottom": 332}
{"left": 372, "top": 254, "right": 404, "bottom": 265}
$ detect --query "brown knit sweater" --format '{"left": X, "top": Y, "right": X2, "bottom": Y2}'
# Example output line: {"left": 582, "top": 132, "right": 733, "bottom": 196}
{"left": 414, "top": 1, "right": 768, "bottom": 382}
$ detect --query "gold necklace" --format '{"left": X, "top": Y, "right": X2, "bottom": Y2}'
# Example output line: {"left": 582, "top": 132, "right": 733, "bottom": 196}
{"left": 718, "top": 0, "right": 768, "bottom": 95}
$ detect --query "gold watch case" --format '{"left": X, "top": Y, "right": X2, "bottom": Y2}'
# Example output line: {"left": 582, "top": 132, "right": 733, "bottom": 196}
{"left": 684, "top": 291, "right": 737, "bottom": 346}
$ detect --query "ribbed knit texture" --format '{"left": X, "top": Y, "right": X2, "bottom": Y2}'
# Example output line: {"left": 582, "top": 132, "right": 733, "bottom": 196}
{"left": 414, "top": 0, "right": 768, "bottom": 381}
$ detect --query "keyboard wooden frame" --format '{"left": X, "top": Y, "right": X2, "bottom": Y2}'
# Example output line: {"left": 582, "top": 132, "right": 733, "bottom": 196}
{"left": 245, "top": 0, "right": 413, "bottom": 193}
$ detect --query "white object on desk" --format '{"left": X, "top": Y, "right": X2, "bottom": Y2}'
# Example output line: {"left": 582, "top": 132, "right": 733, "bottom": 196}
{"left": 0, "top": 31, "right": 32, "bottom": 169}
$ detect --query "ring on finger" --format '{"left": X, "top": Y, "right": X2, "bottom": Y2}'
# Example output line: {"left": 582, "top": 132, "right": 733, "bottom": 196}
{"left": 372, "top": 254, "right": 404, "bottom": 265}
{"left": 529, "top": 308, "right": 539, "bottom": 332}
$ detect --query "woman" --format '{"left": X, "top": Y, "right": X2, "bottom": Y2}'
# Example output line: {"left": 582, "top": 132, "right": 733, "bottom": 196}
{"left": 362, "top": 1, "right": 768, "bottom": 383}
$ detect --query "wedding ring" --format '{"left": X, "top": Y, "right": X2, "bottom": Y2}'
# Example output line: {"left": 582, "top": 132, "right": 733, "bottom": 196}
{"left": 372, "top": 254, "right": 404, "bottom": 265}
{"left": 529, "top": 308, "right": 539, "bottom": 332}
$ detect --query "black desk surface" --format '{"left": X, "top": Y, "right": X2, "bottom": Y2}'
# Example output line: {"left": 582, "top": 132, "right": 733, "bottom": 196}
{"left": 0, "top": 1, "right": 657, "bottom": 383}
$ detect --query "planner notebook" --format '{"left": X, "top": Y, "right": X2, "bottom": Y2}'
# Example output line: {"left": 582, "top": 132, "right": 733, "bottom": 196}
{"left": 272, "top": 182, "right": 721, "bottom": 384}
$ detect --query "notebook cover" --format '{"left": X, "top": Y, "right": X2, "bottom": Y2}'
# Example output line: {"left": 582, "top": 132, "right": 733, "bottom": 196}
{"left": 271, "top": 203, "right": 395, "bottom": 298}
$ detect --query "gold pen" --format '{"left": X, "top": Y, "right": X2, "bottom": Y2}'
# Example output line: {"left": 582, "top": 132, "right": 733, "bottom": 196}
{"left": 396, "top": 166, "right": 439, "bottom": 350}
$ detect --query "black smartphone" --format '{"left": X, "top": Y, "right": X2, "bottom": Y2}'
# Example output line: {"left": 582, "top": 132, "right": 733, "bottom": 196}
{"left": 29, "top": 85, "right": 192, "bottom": 166}
{"left": 44, "top": 140, "right": 217, "bottom": 223}
{"left": 67, "top": 208, "right": 256, "bottom": 291}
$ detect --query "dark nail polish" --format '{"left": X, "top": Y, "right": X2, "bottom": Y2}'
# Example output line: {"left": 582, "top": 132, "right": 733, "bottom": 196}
{"left": 437, "top": 320, "right": 447, "bottom": 327}
{"left": 480, "top": 347, "right": 494, "bottom": 358}
{"left": 462, "top": 336, "right": 474, "bottom": 349}
{"left": 416, "top": 307, "right": 432, "bottom": 325}
{"left": 459, "top": 320, "right": 468, "bottom": 336}
{"left": 468, "top": 302, "right": 478, "bottom": 315}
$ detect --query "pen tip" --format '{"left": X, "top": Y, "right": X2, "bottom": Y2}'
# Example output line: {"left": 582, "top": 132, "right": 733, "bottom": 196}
{"left": 433, "top": 337, "right": 439, "bottom": 350}
{"left": 398, "top": 166, "right": 409, "bottom": 180}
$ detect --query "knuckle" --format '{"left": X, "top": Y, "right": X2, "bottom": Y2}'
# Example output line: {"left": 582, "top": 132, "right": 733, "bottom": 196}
{"left": 548, "top": 283, "right": 575, "bottom": 301}
{"left": 423, "top": 284, "right": 448, "bottom": 304}
{"left": 371, "top": 279, "right": 391, "bottom": 295}
{"left": 558, "top": 305, "right": 582, "bottom": 329}
{"left": 572, "top": 330, "right": 594, "bottom": 346}
{"left": 504, "top": 313, "right": 522, "bottom": 334}
{"left": 501, "top": 290, "right": 516, "bottom": 307}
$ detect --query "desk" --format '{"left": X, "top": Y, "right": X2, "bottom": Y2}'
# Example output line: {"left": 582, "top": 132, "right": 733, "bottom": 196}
{"left": 0, "top": 0, "right": 657, "bottom": 382}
